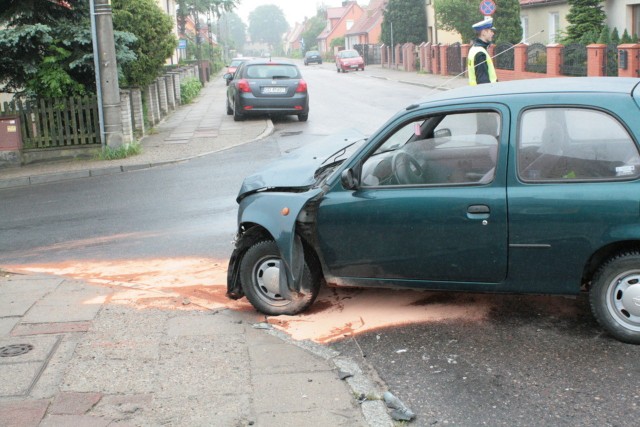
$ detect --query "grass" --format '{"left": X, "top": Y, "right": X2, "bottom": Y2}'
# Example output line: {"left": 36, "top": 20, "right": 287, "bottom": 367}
{"left": 94, "top": 141, "right": 142, "bottom": 161}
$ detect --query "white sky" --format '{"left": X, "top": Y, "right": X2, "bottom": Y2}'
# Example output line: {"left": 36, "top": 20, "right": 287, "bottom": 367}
{"left": 233, "top": 0, "right": 349, "bottom": 27}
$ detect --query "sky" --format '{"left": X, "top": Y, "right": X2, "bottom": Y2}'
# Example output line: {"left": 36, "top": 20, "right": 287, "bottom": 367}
{"left": 234, "top": 0, "right": 348, "bottom": 27}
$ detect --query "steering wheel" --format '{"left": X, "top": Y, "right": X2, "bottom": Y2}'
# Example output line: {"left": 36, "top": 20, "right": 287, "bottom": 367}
{"left": 393, "top": 151, "right": 424, "bottom": 184}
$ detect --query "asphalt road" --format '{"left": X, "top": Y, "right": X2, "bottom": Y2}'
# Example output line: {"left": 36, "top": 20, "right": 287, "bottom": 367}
{"left": 2, "top": 61, "right": 640, "bottom": 426}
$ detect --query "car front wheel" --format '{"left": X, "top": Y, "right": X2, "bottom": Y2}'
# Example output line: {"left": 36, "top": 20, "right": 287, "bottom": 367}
{"left": 590, "top": 252, "right": 640, "bottom": 344}
{"left": 239, "top": 240, "right": 319, "bottom": 316}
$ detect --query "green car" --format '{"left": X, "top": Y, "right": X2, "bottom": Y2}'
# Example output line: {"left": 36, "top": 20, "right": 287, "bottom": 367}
{"left": 227, "top": 77, "right": 640, "bottom": 344}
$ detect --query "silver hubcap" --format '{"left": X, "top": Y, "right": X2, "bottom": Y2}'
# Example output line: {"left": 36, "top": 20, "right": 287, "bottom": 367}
{"left": 606, "top": 271, "right": 640, "bottom": 331}
{"left": 254, "top": 257, "right": 284, "bottom": 302}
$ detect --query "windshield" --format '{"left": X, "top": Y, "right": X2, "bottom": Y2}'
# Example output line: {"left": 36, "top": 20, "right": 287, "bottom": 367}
{"left": 340, "top": 50, "right": 360, "bottom": 58}
{"left": 244, "top": 64, "right": 300, "bottom": 79}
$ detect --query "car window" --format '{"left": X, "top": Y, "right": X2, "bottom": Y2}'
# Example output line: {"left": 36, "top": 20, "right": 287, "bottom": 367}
{"left": 361, "top": 111, "right": 500, "bottom": 187}
{"left": 339, "top": 50, "right": 359, "bottom": 58}
{"left": 244, "top": 64, "right": 300, "bottom": 79}
{"left": 518, "top": 108, "right": 640, "bottom": 181}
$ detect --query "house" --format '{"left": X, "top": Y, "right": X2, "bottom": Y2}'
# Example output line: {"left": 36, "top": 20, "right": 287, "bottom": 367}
{"left": 605, "top": 0, "right": 640, "bottom": 38}
{"left": 317, "top": 1, "right": 365, "bottom": 54}
{"left": 520, "top": 0, "right": 570, "bottom": 44}
{"left": 154, "top": 0, "right": 180, "bottom": 65}
{"left": 284, "top": 21, "right": 306, "bottom": 55}
{"left": 344, "top": 0, "right": 385, "bottom": 49}
{"left": 425, "top": 0, "right": 460, "bottom": 44}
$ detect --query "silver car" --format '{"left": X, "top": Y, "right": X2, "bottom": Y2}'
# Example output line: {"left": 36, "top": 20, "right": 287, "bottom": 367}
{"left": 224, "top": 60, "right": 309, "bottom": 122}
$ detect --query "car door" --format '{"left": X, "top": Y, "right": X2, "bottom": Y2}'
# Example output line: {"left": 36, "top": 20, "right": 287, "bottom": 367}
{"left": 316, "top": 106, "right": 509, "bottom": 287}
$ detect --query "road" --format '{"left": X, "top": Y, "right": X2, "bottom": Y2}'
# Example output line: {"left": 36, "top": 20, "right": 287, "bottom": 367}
{"left": 2, "top": 61, "right": 640, "bottom": 426}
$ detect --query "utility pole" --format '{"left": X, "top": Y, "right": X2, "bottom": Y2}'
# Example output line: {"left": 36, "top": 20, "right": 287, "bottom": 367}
{"left": 92, "top": 0, "right": 123, "bottom": 149}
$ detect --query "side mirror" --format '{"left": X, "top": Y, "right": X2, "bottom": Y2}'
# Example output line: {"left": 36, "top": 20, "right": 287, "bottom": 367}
{"left": 341, "top": 167, "right": 359, "bottom": 190}
{"left": 223, "top": 73, "right": 233, "bottom": 80}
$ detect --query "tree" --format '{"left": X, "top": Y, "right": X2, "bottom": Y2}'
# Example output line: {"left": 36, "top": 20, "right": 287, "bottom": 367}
{"left": 564, "top": 0, "right": 605, "bottom": 43}
{"left": 433, "top": 0, "right": 475, "bottom": 43}
{"left": 177, "top": 0, "right": 238, "bottom": 32}
{"left": 218, "top": 12, "right": 246, "bottom": 53}
{"left": 0, "top": 0, "right": 135, "bottom": 99}
{"left": 492, "top": 0, "right": 522, "bottom": 44}
{"left": 112, "top": 0, "right": 177, "bottom": 88}
{"left": 301, "top": 9, "right": 328, "bottom": 52}
{"left": 248, "top": 5, "right": 289, "bottom": 50}
{"left": 381, "top": 0, "right": 427, "bottom": 46}
{"left": 435, "top": 0, "right": 521, "bottom": 44}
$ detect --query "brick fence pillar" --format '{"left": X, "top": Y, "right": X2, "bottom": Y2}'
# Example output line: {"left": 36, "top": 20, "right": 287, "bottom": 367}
{"left": 439, "top": 44, "right": 449, "bottom": 76}
{"left": 546, "top": 44, "right": 563, "bottom": 77}
{"left": 394, "top": 44, "right": 402, "bottom": 68}
{"left": 431, "top": 44, "right": 440, "bottom": 74}
{"left": 404, "top": 43, "right": 416, "bottom": 71}
{"left": 513, "top": 44, "right": 527, "bottom": 73}
{"left": 618, "top": 43, "right": 640, "bottom": 77}
{"left": 587, "top": 44, "right": 606, "bottom": 77}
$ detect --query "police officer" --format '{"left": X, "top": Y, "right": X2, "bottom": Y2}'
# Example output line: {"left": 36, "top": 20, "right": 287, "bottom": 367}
{"left": 468, "top": 17, "right": 497, "bottom": 85}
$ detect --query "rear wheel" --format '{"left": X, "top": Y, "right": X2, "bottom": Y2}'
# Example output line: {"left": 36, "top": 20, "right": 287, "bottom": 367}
{"left": 590, "top": 252, "right": 640, "bottom": 344}
{"left": 239, "top": 240, "right": 320, "bottom": 316}
{"left": 233, "top": 101, "right": 244, "bottom": 122}
{"left": 298, "top": 114, "right": 308, "bottom": 122}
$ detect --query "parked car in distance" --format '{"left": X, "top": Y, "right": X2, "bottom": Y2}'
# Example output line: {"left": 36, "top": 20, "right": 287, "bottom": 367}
{"left": 335, "top": 49, "right": 364, "bottom": 72}
{"left": 223, "top": 59, "right": 309, "bottom": 122}
{"left": 227, "top": 77, "right": 640, "bottom": 345}
{"left": 224, "top": 57, "right": 250, "bottom": 85}
{"left": 304, "top": 50, "right": 322, "bottom": 65}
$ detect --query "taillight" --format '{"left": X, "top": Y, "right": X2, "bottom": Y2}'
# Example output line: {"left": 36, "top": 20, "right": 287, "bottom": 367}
{"left": 237, "top": 79, "right": 251, "bottom": 93}
{"left": 295, "top": 79, "right": 308, "bottom": 93}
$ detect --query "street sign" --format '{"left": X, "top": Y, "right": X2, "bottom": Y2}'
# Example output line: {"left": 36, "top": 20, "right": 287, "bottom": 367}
{"left": 480, "top": 0, "right": 496, "bottom": 16}
{"left": 178, "top": 39, "right": 187, "bottom": 49}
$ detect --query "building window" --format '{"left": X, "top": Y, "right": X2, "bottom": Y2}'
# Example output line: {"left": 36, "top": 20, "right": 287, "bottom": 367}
{"left": 549, "top": 12, "right": 560, "bottom": 43}
{"left": 521, "top": 16, "right": 528, "bottom": 43}
{"left": 634, "top": 5, "right": 640, "bottom": 37}
{"left": 346, "top": 19, "right": 354, "bottom": 31}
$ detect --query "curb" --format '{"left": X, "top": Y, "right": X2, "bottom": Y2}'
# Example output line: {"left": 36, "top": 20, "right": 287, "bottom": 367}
{"left": 264, "top": 327, "right": 395, "bottom": 427}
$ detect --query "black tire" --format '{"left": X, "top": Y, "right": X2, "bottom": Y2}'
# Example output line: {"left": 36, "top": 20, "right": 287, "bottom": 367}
{"left": 298, "top": 114, "right": 308, "bottom": 122}
{"left": 239, "top": 240, "right": 320, "bottom": 316}
{"left": 226, "top": 99, "right": 233, "bottom": 115}
{"left": 232, "top": 100, "right": 244, "bottom": 122}
{"left": 336, "top": 67, "right": 340, "bottom": 73}
{"left": 590, "top": 252, "right": 640, "bottom": 344}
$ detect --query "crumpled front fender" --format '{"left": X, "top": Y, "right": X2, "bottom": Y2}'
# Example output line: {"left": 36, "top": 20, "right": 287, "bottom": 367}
{"left": 237, "top": 189, "right": 322, "bottom": 297}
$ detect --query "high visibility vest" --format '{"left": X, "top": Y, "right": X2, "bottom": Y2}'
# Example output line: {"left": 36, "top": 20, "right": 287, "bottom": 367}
{"left": 467, "top": 45, "right": 497, "bottom": 85}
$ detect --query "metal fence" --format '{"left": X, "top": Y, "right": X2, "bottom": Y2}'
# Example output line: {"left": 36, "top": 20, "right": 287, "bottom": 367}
{"left": 495, "top": 43, "right": 515, "bottom": 71}
{"left": 561, "top": 43, "right": 587, "bottom": 76}
{"left": 526, "top": 43, "right": 547, "bottom": 73}
{"left": 354, "top": 44, "right": 382, "bottom": 65}
{"left": 447, "top": 42, "right": 463, "bottom": 75}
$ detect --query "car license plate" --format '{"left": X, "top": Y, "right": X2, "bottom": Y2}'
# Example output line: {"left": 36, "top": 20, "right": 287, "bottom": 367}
{"left": 262, "top": 87, "right": 286, "bottom": 94}
{"left": 350, "top": 65, "right": 358, "bottom": 68}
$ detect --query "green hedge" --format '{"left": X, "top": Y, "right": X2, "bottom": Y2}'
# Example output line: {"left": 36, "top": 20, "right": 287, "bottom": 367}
{"left": 180, "top": 77, "right": 202, "bottom": 104}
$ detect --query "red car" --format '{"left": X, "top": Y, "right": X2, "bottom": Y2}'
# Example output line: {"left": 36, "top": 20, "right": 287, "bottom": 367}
{"left": 335, "top": 49, "right": 364, "bottom": 72}
{"left": 224, "top": 57, "right": 250, "bottom": 85}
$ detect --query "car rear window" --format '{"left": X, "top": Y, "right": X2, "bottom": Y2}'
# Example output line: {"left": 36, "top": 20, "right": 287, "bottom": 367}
{"left": 244, "top": 64, "right": 300, "bottom": 79}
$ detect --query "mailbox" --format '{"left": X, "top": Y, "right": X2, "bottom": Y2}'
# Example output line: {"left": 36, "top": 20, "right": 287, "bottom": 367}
{"left": 0, "top": 116, "right": 21, "bottom": 150}
{"left": 619, "top": 50, "right": 628, "bottom": 70}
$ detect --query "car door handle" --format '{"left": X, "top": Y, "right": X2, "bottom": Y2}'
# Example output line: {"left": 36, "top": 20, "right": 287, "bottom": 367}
{"left": 468, "top": 205, "right": 490, "bottom": 214}
{"left": 467, "top": 204, "right": 490, "bottom": 221}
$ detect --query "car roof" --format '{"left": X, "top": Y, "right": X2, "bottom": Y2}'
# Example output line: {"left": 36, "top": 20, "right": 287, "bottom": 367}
{"left": 242, "top": 59, "right": 297, "bottom": 66}
{"left": 415, "top": 77, "right": 640, "bottom": 107}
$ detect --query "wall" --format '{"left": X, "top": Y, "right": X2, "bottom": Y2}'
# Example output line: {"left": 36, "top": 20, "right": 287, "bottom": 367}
{"left": 521, "top": 1, "right": 570, "bottom": 45}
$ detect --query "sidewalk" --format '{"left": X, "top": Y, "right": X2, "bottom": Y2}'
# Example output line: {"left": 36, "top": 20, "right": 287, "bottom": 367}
{"left": 0, "top": 77, "right": 273, "bottom": 189}
{"left": 0, "top": 66, "right": 462, "bottom": 426}
{"left": 0, "top": 270, "right": 395, "bottom": 426}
